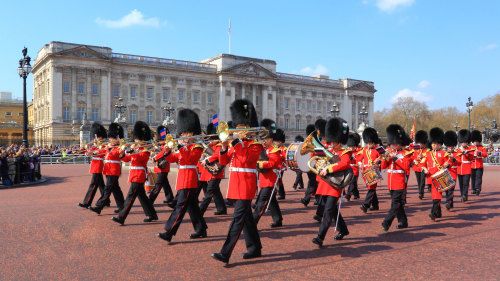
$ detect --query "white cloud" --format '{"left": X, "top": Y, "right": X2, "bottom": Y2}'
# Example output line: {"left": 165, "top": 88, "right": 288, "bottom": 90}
{"left": 96, "top": 9, "right": 161, "bottom": 29}
{"left": 417, "top": 80, "right": 430, "bottom": 89}
{"left": 299, "top": 64, "right": 329, "bottom": 77}
{"left": 479, "top": 43, "right": 497, "bottom": 52}
{"left": 392, "top": 88, "right": 432, "bottom": 103}
{"left": 375, "top": 0, "right": 415, "bottom": 12}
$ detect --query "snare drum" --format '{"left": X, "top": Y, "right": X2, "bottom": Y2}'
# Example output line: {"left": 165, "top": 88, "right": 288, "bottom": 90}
{"left": 362, "top": 165, "right": 383, "bottom": 186}
{"left": 145, "top": 169, "right": 157, "bottom": 193}
{"left": 431, "top": 169, "right": 455, "bottom": 192}
{"left": 285, "top": 142, "right": 310, "bottom": 172}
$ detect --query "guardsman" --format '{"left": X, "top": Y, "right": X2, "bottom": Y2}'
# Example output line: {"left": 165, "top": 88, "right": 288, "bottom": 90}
{"left": 443, "top": 130, "right": 458, "bottom": 210}
{"left": 111, "top": 121, "right": 158, "bottom": 225}
{"left": 457, "top": 129, "right": 473, "bottom": 202}
{"left": 312, "top": 119, "right": 329, "bottom": 222}
{"left": 274, "top": 128, "right": 287, "bottom": 200}
{"left": 345, "top": 132, "right": 361, "bottom": 201}
{"left": 421, "top": 128, "right": 451, "bottom": 221}
{"left": 90, "top": 123, "right": 125, "bottom": 214}
{"left": 253, "top": 119, "right": 283, "bottom": 228}
{"left": 157, "top": 109, "right": 208, "bottom": 242}
{"left": 292, "top": 135, "right": 305, "bottom": 190}
{"left": 79, "top": 123, "right": 109, "bottom": 209}
{"left": 149, "top": 125, "right": 174, "bottom": 205}
{"left": 412, "top": 130, "right": 429, "bottom": 199}
{"left": 359, "top": 127, "right": 381, "bottom": 213}
{"left": 470, "top": 130, "right": 487, "bottom": 196}
{"left": 199, "top": 123, "right": 227, "bottom": 216}
{"left": 380, "top": 124, "right": 412, "bottom": 231}
{"left": 300, "top": 124, "right": 319, "bottom": 207}
{"left": 312, "top": 118, "right": 351, "bottom": 247}
{"left": 211, "top": 99, "right": 263, "bottom": 264}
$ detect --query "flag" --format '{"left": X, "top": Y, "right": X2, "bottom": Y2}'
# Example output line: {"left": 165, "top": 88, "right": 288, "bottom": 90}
{"left": 159, "top": 128, "right": 167, "bottom": 139}
{"left": 409, "top": 118, "right": 416, "bottom": 141}
{"left": 212, "top": 113, "right": 219, "bottom": 127}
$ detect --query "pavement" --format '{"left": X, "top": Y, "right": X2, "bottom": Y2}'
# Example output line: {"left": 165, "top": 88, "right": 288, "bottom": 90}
{"left": 0, "top": 165, "right": 498, "bottom": 281}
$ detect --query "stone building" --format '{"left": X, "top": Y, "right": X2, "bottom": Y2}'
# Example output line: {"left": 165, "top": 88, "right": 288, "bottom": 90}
{"left": 32, "top": 41, "right": 376, "bottom": 146}
{"left": 0, "top": 92, "right": 33, "bottom": 145}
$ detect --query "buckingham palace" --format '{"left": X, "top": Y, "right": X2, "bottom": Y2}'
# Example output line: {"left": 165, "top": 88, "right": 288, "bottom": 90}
{"left": 31, "top": 41, "right": 376, "bottom": 145}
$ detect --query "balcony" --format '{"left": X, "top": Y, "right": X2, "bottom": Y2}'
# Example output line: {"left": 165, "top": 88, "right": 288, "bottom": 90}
{"left": 111, "top": 53, "right": 217, "bottom": 73}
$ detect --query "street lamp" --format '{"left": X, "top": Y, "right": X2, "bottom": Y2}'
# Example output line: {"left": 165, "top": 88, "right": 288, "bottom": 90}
{"left": 114, "top": 97, "right": 127, "bottom": 123}
{"left": 17, "top": 47, "right": 32, "bottom": 147}
{"left": 359, "top": 103, "right": 368, "bottom": 125}
{"left": 330, "top": 102, "right": 340, "bottom": 117}
{"left": 161, "top": 102, "right": 176, "bottom": 129}
{"left": 466, "top": 97, "right": 474, "bottom": 131}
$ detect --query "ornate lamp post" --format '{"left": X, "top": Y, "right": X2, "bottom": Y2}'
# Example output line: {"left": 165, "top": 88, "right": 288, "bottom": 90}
{"left": 466, "top": 97, "right": 474, "bottom": 131}
{"left": 114, "top": 97, "right": 128, "bottom": 138}
{"left": 17, "top": 47, "right": 32, "bottom": 147}
{"left": 330, "top": 102, "right": 340, "bottom": 117}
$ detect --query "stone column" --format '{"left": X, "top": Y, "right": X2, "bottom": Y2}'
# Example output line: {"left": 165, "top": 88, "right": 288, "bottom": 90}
{"left": 270, "top": 86, "right": 277, "bottom": 121}
{"left": 100, "top": 70, "right": 111, "bottom": 123}
{"left": 262, "top": 86, "right": 268, "bottom": 119}
{"left": 368, "top": 98, "right": 374, "bottom": 127}
{"left": 51, "top": 67, "right": 63, "bottom": 122}
{"left": 230, "top": 82, "right": 236, "bottom": 103}
{"left": 86, "top": 70, "right": 92, "bottom": 119}
{"left": 342, "top": 89, "right": 352, "bottom": 127}
{"left": 252, "top": 84, "right": 256, "bottom": 105}
{"left": 241, "top": 83, "right": 245, "bottom": 99}
{"left": 218, "top": 79, "right": 226, "bottom": 121}
{"left": 71, "top": 68, "right": 77, "bottom": 119}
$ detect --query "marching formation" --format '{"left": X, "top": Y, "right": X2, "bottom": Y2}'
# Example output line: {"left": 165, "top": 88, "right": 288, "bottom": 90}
{"left": 77, "top": 99, "right": 489, "bottom": 265}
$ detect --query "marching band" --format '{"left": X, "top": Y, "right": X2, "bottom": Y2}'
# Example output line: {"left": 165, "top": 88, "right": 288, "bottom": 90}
{"left": 77, "top": 98, "right": 489, "bottom": 265}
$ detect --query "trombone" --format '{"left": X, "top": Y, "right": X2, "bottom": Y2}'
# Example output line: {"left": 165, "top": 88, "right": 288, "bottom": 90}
{"left": 214, "top": 121, "right": 269, "bottom": 142}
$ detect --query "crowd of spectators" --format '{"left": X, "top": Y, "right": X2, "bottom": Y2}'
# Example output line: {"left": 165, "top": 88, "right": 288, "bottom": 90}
{"left": 0, "top": 145, "right": 43, "bottom": 187}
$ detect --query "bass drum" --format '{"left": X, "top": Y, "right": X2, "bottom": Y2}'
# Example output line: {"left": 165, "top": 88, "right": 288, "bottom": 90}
{"left": 285, "top": 142, "right": 310, "bottom": 172}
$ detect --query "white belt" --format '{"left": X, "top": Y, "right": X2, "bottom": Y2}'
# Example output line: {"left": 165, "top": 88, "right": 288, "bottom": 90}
{"left": 104, "top": 160, "right": 121, "bottom": 164}
{"left": 229, "top": 167, "right": 258, "bottom": 174}
{"left": 462, "top": 161, "right": 470, "bottom": 163}
{"left": 451, "top": 166, "right": 458, "bottom": 169}
{"left": 130, "top": 166, "right": 146, "bottom": 171}
{"left": 387, "top": 169, "right": 405, "bottom": 174}
{"left": 178, "top": 165, "right": 197, "bottom": 169}
{"left": 92, "top": 157, "right": 103, "bottom": 161}
{"left": 350, "top": 164, "right": 358, "bottom": 167}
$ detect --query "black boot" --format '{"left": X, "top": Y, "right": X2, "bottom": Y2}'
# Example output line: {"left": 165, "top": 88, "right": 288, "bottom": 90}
{"left": 157, "top": 232, "right": 172, "bottom": 243}
{"left": 211, "top": 253, "right": 229, "bottom": 264}
{"left": 270, "top": 221, "right": 283, "bottom": 228}
{"left": 189, "top": 230, "right": 208, "bottom": 239}
{"left": 312, "top": 237, "right": 323, "bottom": 248}
{"left": 360, "top": 205, "right": 368, "bottom": 213}
{"left": 396, "top": 222, "right": 408, "bottom": 229}
{"left": 242, "top": 250, "right": 262, "bottom": 259}
{"left": 111, "top": 216, "right": 124, "bottom": 225}
{"left": 78, "top": 203, "right": 89, "bottom": 209}
{"left": 143, "top": 215, "right": 159, "bottom": 222}
{"left": 89, "top": 206, "right": 101, "bottom": 215}
{"left": 334, "top": 231, "right": 349, "bottom": 240}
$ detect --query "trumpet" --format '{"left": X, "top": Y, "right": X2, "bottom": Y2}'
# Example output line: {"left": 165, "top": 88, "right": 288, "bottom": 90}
{"left": 215, "top": 121, "right": 269, "bottom": 142}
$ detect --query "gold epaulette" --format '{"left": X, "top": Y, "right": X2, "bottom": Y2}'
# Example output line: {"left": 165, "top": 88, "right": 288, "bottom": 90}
{"left": 404, "top": 149, "right": 415, "bottom": 156}
{"left": 340, "top": 149, "right": 351, "bottom": 156}
{"left": 193, "top": 144, "right": 204, "bottom": 150}
{"left": 250, "top": 140, "right": 262, "bottom": 146}
{"left": 270, "top": 145, "right": 281, "bottom": 154}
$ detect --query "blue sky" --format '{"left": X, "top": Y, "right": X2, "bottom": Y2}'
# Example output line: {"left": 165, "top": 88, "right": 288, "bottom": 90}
{"left": 0, "top": 0, "right": 498, "bottom": 111}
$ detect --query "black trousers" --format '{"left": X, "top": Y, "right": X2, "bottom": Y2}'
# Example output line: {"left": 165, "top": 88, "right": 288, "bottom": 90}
{"left": 220, "top": 200, "right": 261, "bottom": 258}
{"left": 293, "top": 171, "right": 304, "bottom": 189}
{"left": 445, "top": 186, "right": 455, "bottom": 207}
{"left": 253, "top": 187, "right": 283, "bottom": 224}
{"left": 431, "top": 199, "right": 442, "bottom": 218}
{"left": 346, "top": 175, "right": 359, "bottom": 197}
{"left": 82, "top": 173, "right": 108, "bottom": 206}
{"left": 95, "top": 175, "right": 125, "bottom": 210}
{"left": 199, "top": 179, "right": 226, "bottom": 215}
{"left": 315, "top": 196, "right": 326, "bottom": 218}
{"left": 382, "top": 190, "right": 407, "bottom": 227}
{"left": 318, "top": 196, "right": 348, "bottom": 239}
{"left": 164, "top": 188, "right": 207, "bottom": 236}
{"left": 302, "top": 171, "right": 318, "bottom": 203}
{"left": 458, "top": 174, "right": 471, "bottom": 197}
{"left": 362, "top": 189, "right": 379, "bottom": 208}
{"left": 118, "top": 182, "right": 157, "bottom": 221}
{"left": 149, "top": 172, "right": 174, "bottom": 204}
{"left": 415, "top": 171, "right": 425, "bottom": 196}
{"left": 277, "top": 171, "right": 285, "bottom": 198}
{"left": 471, "top": 168, "right": 484, "bottom": 193}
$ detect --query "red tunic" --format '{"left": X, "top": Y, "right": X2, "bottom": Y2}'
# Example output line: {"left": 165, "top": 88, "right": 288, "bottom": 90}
{"left": 166, "top": 143, "right": 203, "bottom": 190}
{"left": 153, "top": 145, "right": 171, "bottom": 173}
{"left": 199, "top": 142, "right": 225, "bottom": 182}
{"left": 422, "top": 149, "right": 450, "bottom": 200}
{"left": 350, "top": 147, "right": 361, "bottom": 177}
{"left": 456, "top": 146, "right": 474, "bottom": 175}
{"left": 258, "top": 146, "right": 281, "bottom": 188}
{"left": 121, "top": 148, "right": 150, "bottom": 183}
{"left": 471, "top": 145, "right": 488, "bottom": 169}
{"left": 411, "top": 148, "right": 428, "bottom": 173}
{"left": 219, "top": 139, "right": 263, "bottom": 200}
{"left": 88, "top": 146, "right": 106, "bottom": 174}
{"left": 448, "top": 150, "right": 459, "bottom": 180}
{"left": 316, "top": 144, "right": 352, "bottom": 198}
{"left": 103, "top": 146, "right": 122, "bottom": 176}
{"left": 359, "top": 146, "right": 381, "bottom": 190}
{"left": 380, "top": 150, "right": 412, "bottom": 191}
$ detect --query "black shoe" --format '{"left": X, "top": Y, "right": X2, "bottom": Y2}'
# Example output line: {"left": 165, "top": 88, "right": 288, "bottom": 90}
{"left": 111, "top": 216, "right": 124, "bottom": 225}
{"left": 277, "top": 196, "right": 285, "bottom": 200}
{"left": 334, "top": 231, "right": 349, "bottom": 240}
{"left": 214, "top": 210, "right": 227, "bottom": 216}
{"left": 418, "top": 194, "right": 424, "bottom": 200}
{"left": 313, "top": 200, "right": 319, "bottom": 206}
{"left": 89, "top": 206, "right": 101, "bottom": 215}
{"left": 211, "top": 253, "right": 229, "bottom": 264}
{"left": 344, "top": 194, "right": 351, "bottom": 201}
{"left": 370, "top": 206, "right": 379, "bottom": 211}
{"left": 313, "top": 215, "right": 322, "bottom": 223}
{"left": 381, "top": 222, "right": 389, "bottom": 232}
{"left": 143, "top": 215, "right": 159, "bottom": 223}
{"left": 114, "top": 209, "right": 121, "bottom": 214}
{"left": 471, "top": 190, "right": 477, "bottom": 195}
{"left": 445, "top": 203, "right": 452, "bottom": 211}
{"left": 312, "top": 237, "right": 323, "bottom": 248}
{"left": 428, "top": 213, "right": 436, "bottom": 221}
{"left": 190, "top": 230, "right": 208, "bottom": 239}
{"left": 270, "top": 221, "right": 283, "bottom": 228}
{"left": 300, "top": 198, "right": 309, "bottom": 207}
{"left": 78, "top": 203, "right": 89, "bottom": 209}
{"left": 360, "top": 205, "right": 368, "bottom": 213}
{"left": 464, "top": 195, "right": 468, "bottom": 202}
{"left": 242, "top": 250, "right": 262, "bottom": 259}
{"left": 476, "top": 191, "right": 481, "bottom": 196}
{"left": 157, "top": 232, "right": 172, "bottom": 243}
{"left": 396, "top": 223, "right": 408, "bottom": 229}
{"left": 105, "top": 202, "right": 111, "bottom": 207}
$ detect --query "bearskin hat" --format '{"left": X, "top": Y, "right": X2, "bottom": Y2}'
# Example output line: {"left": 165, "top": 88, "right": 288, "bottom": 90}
{"left": 91, "top": 122, "right": 107, "bottom": 139}
{"left": 346, "top": 132, "right": 361, "bottom": 147}
{"left": 362, "top": 127, "right": 379, "bottom": 144}
{"left": 306, "top": 124, "right": 316, "bottom": 136}
{"left": 470, "top": 130, "right": 482, "bottom": 143}
{"left": 206, "top": 123, "right": 217, "bottom": 135}
{"left": 156, "top": 125, "right": 169, "bottom": 141}
{"left": 108, "top": 123, "right": 124, "bottom": 139}
{"left": 415, "top": 130, "right": 428, "bottom": 145}
{"left": 177, "top": 109, "right": 202, "bottom": 135}
{"left": 260, "top": 118, "right": 277, "bottom": 134}
{"left": 429, "top": 127, "right": 444, "bottom": 145}
{"left": 325, "top": 118, "right": 349, "bottom": 144}
{"left": 230, "top": 99, "right": 259, "bottom": 127}
{"left": 386, "top": 124, "right": 410, "bottom": 145}
{"left": 295, "top": 135, "right": 305, "bottom": 142}
{"left": 457, "top": 129, "right": 470, "bottom": 143}
{"left": 133, "top": 121, "right": 152, "bottom": 141}
{"left": 444, "top": 130, "right": 458, "bottom": 148}
{"left": 273, "top": 128, "right": 286, "bottom": 143}
{"left": 315, "top": 119, "right": 327, "bottom": 138}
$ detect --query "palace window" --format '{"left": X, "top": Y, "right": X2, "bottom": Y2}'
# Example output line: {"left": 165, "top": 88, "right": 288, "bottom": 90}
{"left": 147, "top": 110, "right": 153, "bottom": 124}
{"left": 129, "top": 110, "right": 137, "bottom": 123}
{"left": 285, "top": 118, "right": 289, "bottom": 129}
{"left": 76, "top": 107, "right": 86, "bottom": 120}
{"left": 91, "top": 83, "right": 99, "bottom": 96}
{"left": 295, "top": 119, "right": 300, "bottom": 130}
{"left": 5, "top": 112, "right": 12, "bottom": 117}
{"left": 63, "top": 81, "right": 70, "bottom": 93}
{"left": 130, "top": 85, "right": 137, "bottom": 99}
{"left": 285, "top": 98, "right": 289, "bottom": 110}
{"left": 112, "top": 84, "right": 120, "bottom": 98}
{"left": 63, "top": 107, "right": 70, "bottom": 121}
{"left": 162, "top": 88, "right": 170, "bottom": 102}
{"left": 296, "top": 99, "right": 301, "bottom": 111}
{"left": 193, "top": 91, "right": 200, "bottom": 104}
{"left": 146, "top": 86, "right": 154, "bottom": 101}
{"left": 91, "top": 108, "right": 99, "bottom": 121}
{"left": 77, "top": 82, "right": 85, "bottom": 94}
{"left": 207, "top": 93, "right": 213, "bottom": 104}
{"left": 178, "top": 89, "right": 185, "bottom": 102}
{"left": 256, "top": 95, "right": 260, "bottom": 106}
